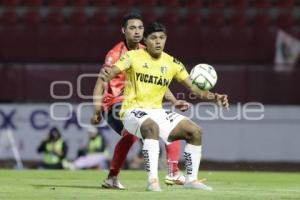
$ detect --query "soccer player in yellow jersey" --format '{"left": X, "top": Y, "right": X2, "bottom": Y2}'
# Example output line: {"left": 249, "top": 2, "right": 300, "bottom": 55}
{"left": 91, "top": 22, "right": 229, "bottom": 192}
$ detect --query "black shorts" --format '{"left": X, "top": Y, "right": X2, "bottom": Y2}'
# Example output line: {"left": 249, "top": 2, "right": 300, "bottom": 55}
{"left": 103, "top": 103, "right": 124, "bottom": 135}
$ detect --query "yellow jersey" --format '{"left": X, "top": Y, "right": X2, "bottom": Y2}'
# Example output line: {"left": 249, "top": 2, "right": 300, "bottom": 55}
{"left": 114, "top": 49, "right": 189, "bottom": 117}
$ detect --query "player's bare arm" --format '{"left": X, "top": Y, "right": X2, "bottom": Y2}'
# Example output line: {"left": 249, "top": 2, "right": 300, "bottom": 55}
{"left": 91, "top": 66, "right": 121, "bottom": 125}
{"left": 180, "top": 77, "right": 229, "bottom": 108}
{"left": 164, "top": 89, "right": 190, "bottom": 112}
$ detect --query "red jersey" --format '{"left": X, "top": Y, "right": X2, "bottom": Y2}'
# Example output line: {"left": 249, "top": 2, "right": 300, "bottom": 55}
{"left": 101, "top": 41, "right": 144, "bottom": 111}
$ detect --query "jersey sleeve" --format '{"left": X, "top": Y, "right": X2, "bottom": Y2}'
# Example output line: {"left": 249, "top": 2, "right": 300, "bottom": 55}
{"left": 114, "top": 51, "right": 132, "bottom": 71}
{"left": 173, "top": 57, "right": 189, "bottom": 82}
{"left": 104, "top": 49, "right": 120, "bottom": 67}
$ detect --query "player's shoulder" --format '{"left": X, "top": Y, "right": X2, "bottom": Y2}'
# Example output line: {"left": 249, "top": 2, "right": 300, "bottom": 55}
{"left": 110, "top": 41, "right": 126, "bottom": 53}
{"left": 126, "top": 49, "right": 145, "bottom": 57}
{"left": 119, "top": 49, "right": 143, "bottom": 64}
{"left": 162, "top": 52, "right": 184, "bottom": 66}
{"left": 105, "top": 41, "right": 126, "bottom": 65}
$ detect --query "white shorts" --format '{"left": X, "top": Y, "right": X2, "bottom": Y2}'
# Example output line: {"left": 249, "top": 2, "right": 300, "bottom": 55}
{"left": 122, "top": 108, "right": 187, "bottom": 144}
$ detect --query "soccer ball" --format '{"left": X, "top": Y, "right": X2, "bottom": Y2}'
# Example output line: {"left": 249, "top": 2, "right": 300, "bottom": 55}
{"left": 190, "top": 64, "right": 217, "bottom": 90}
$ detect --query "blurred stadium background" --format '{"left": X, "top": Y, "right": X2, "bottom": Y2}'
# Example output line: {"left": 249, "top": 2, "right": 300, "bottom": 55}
{"left": 0, "top": 0, "right": 300, "bottom": 171}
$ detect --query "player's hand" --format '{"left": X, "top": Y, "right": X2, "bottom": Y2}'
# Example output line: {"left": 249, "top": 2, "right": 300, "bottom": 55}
{"left": 215, "top": 93, "right": 229, "bottom": 109}
{"left": 174, "top": 100, "right": 190, "bottom": 112}
{"left": 99, "top": 64, "right": 112, "bottom": 82}
{"left": 90, "top": 112, "right": 102, "bottom": 125}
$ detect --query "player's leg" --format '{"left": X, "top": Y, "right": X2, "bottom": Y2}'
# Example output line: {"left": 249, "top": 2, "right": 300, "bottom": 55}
{"left": 102, "top": 103, "right": 137, "bottom": 189}
{"left": 108, "top": 130, "right": 138, "bottom": 178}
{"left": 122, "top": 109, "right": 161, "bottom": 191}
{"left": 140, "top": 118, "right": 161, "bottom": 192}
{"left": 168, "top": 119, "right": 212, "bottom": 191}
{"left": 166, "top": 141, "right": 180, "bottom": 177}
{"left": 164, "top": 141, "right": 185, "bottom": 185}
{"left": 103, "top": 132, "right": 135, "bottom": 189}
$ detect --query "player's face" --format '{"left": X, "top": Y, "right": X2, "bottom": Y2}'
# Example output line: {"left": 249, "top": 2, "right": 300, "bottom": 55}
{"left": 123, "top": 19, "right": 144, "bottom": 44}
{"left": 144, "top": 32, "right": 167, "bottom": 57}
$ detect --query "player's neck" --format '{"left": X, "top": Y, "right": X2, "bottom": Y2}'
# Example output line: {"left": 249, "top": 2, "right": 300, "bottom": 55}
{"left": 147, "top": 49, "right": 161, "bottom": 59}
{"left": 125, "top": 40, "right": 139, "bottom": 50}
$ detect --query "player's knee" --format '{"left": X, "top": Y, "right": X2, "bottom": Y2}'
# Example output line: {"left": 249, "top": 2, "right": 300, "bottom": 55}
{"left": 140, "top": 119, "right": 159, "bottom": 140}
{"left": 193, "top": 127, "right": 202, "bottom": 142}
{"left": 187, "top": 126, "right": 202, "bottom": 145}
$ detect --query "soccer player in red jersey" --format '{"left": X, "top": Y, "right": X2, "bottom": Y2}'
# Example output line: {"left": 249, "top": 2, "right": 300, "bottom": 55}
{"left": 93, "top": 12, "right": 189, "bottom": 189}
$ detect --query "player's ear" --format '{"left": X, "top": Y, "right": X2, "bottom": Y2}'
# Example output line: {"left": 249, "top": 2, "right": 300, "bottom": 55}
{"left": 121, "top": 27, "right": 125, "bottom": 34}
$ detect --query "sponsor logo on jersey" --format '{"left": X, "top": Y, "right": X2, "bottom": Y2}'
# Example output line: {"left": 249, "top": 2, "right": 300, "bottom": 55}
{"left": 136, "top": 72, "right": 170, "bottom": 86}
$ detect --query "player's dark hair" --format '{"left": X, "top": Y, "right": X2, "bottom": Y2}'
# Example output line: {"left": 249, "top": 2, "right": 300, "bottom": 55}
{"left": 144, "top": 21, "right": 167, "bottom": 38}
{"left": 122, "top": 12, "right": 143, "bottom": 27}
